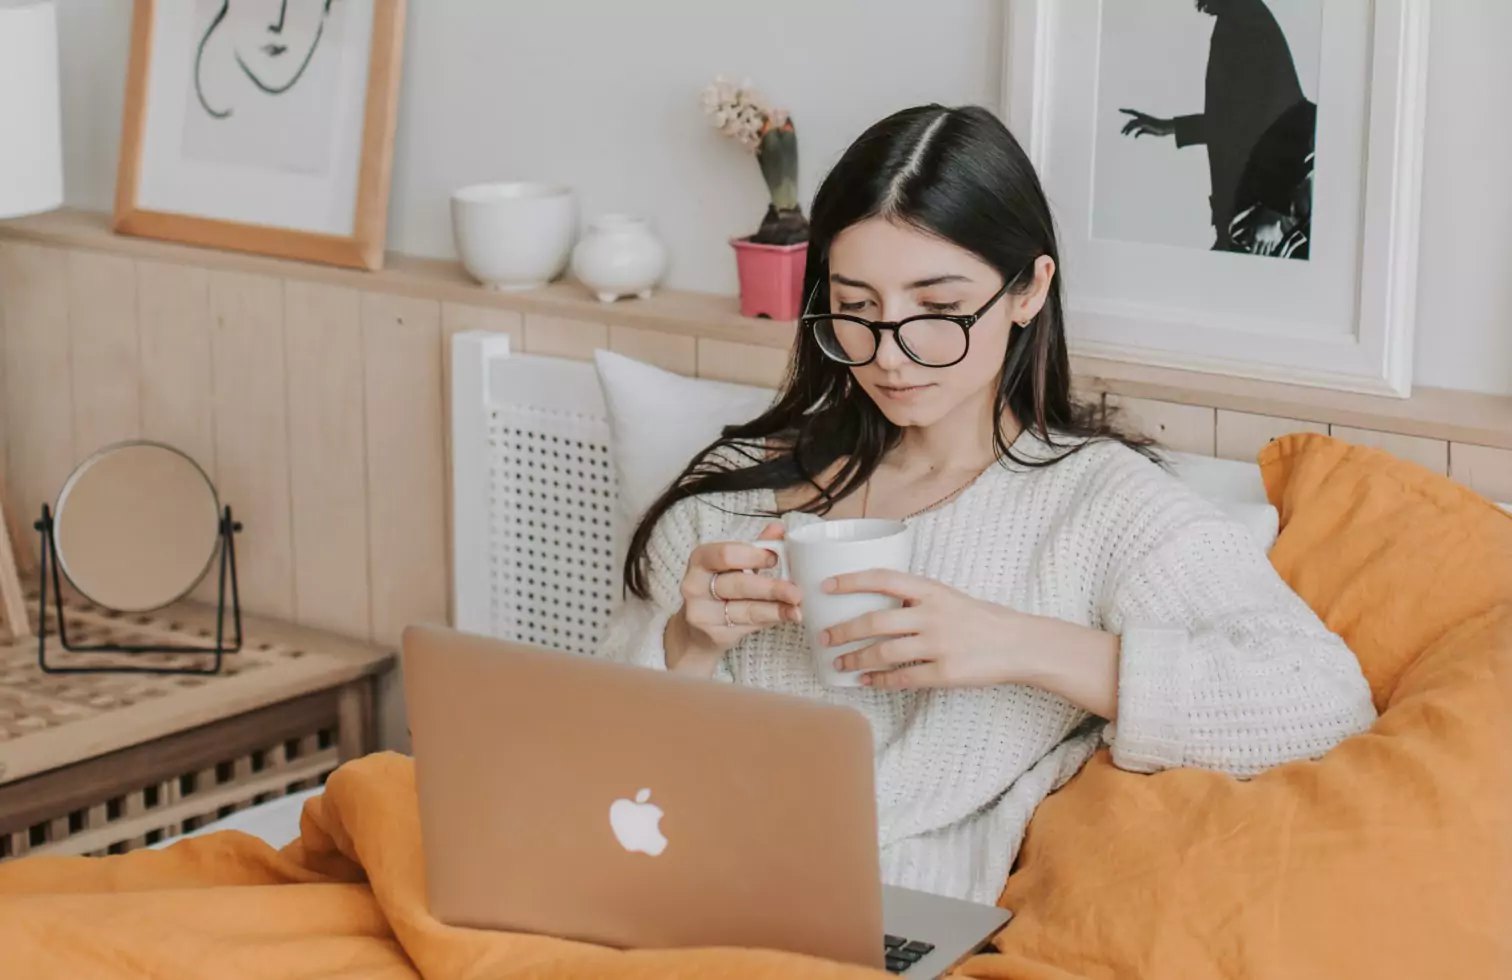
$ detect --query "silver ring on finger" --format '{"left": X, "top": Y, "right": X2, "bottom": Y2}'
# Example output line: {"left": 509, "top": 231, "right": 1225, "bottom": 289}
{"left": 709, "top": 571, "right": 725, "bottom": 602}
{"left": 723, "top": 600, "right": 733, "bottom": 628}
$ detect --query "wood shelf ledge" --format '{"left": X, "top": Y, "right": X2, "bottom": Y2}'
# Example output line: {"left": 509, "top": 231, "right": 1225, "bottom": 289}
{"left": 1073, "top": 356, "right": 1512, "bottom": 450}
{"left": 3, "top": 209, "right": 1508, "bottom": 449}
{"left": 0, "top": 209, "right": 797, "bottom": 350}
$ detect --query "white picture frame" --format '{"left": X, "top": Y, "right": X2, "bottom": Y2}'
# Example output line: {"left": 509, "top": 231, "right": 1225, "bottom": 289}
{"left": 1003, "top": 0, "right": 1429, "bottom": 397}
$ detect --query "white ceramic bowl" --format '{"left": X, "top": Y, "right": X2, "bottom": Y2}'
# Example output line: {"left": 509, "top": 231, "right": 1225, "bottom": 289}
{"left": 451, "top": 182, "right": 577, "bottom": 291}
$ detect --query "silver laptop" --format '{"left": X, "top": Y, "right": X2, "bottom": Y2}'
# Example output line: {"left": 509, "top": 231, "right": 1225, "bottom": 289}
{"left": 403, "top": 624, "right": 1011, "bottom": 977}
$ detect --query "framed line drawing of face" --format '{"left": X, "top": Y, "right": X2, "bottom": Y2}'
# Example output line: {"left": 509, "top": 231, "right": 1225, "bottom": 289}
{"left": 115, "top": 0, "right": 406, "bottom": 270}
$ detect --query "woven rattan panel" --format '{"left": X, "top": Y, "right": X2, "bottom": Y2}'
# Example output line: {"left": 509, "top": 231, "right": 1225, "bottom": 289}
{"left": 2, "top": 596, "right": 308, "bottom": 756}
{"left": 1, "top": 606, "right": 286, "bottom": 743}
{"left": 486, "top": 405, "right": 619, "bottom": 656}
{"left": 0, "top": 590, "right": 392, "bottom": 787}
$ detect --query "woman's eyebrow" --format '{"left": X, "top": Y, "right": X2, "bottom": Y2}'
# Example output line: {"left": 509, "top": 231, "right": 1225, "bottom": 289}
{"left": 829, "top": 273, "right": 973, "bottom": 290}
{"left": 906, "top": 274, "right": 973, "bottom": 289}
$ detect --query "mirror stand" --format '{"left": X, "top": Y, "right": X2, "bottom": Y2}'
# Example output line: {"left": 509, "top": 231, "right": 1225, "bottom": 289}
{"left": 33, "top": 504, "right": 244, "bottom": 675}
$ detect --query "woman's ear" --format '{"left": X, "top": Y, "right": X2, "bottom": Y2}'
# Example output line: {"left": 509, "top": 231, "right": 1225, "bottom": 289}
{"left": 1010, "top": 255, "right": 1057, "bottom": 324}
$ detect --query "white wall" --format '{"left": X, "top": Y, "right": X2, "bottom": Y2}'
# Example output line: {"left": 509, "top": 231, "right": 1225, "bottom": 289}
{"left": 50, "top": 1, "right": 1510, "bottom": 397}
{"left": 52, "top": 0, "right": 1002, "bottom": 290}
{"left": 1410, "top": 0, "right": 1512, "bottom": 397}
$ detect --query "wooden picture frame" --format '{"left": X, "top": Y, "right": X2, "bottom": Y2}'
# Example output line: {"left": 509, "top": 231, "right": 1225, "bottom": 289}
{"left": 0, "top": 486, "right": 30, "bottom": 643}
{"left": 113, "top": 0, "right": 406, "bottom": 271}
{"left": 1003, "top": 0, "right": 1429, "bottom": 397}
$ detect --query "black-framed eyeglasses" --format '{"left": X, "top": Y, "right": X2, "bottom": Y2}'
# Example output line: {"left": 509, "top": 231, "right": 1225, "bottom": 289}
{"left": 799, "top": 272, "right": 1020, "bottom": 368}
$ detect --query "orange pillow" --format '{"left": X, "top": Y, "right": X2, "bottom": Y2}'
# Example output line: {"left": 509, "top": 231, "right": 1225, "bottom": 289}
{"left": 987, "top": 434, "right": 1512, "bottom": 980}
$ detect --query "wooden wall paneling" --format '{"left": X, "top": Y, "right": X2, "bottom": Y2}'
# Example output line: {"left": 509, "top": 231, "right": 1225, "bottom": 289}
{"left": 1215, "top": 410, "right": 1328, "bottom": 463}
{"left": 1329, "top": 425, "right": 1449, "bottom": 474}
{"left": 0, "top": 247, "right": 12, "bottom": 573}
{"left": 609, "top": 324, "right": 697, "bottom": 374}
{"left": 284, "top": 281, "right": 370, "bottom": 640}
{"left": 5, "top": 213, "right": 1512, "bottom": 449}
{"left": 522, "top": 315, "right": 607, "bottom": 360}
{"left": 137, "top": 260, "right": 216, "bottom": 473}
{"left": 1105, "top": 395, "right": 1216, "bottom": 456}
{"left": 0, "top": 243, "right": 75, "bottom": 566}
{"left": 137, "top": 260, "right": 219, "bottom": 604}
{"left": 1449, "top": 443, "right": 1512, "bottom": 505}
{"left": 696, "top": 339, "right": 788, "bottom": 388}
{"left": 0, "top": 250, "right": 6, "bottom": 506}
{"left": 67, "top": 252, "right": 141, "bottom": 457}
{"left": 362, "top": 293, "right": 447, "bottom": 647}
{"left": 208, "top": 270, "right": 294, "bottom": 619}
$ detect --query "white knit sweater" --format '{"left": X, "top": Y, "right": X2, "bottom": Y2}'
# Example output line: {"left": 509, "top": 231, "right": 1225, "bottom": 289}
{"left": 597, "top": 432, "right": 1377, "bottom": 903}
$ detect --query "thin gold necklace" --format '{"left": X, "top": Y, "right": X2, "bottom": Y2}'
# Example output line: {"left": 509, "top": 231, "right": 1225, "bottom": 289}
{"left": 861, "top": 460, "right": 995, "bottom": 521}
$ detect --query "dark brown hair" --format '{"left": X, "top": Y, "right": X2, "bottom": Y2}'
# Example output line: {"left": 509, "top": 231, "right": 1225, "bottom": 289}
{"left": 624, "top": 104, "right": 1153, "bottom": 599}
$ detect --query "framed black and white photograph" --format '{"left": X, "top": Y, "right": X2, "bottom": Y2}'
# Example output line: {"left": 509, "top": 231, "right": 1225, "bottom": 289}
{"left": 1005, "top": 0, "right": 1429, "bottom": 396}
{"left": 115, "top": 0, "right": 406, "bottom": 270}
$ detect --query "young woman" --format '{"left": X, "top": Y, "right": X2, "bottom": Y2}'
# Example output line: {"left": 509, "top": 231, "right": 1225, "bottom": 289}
{"left": 598, "top": 105, "right": 1374, "bottom": 903}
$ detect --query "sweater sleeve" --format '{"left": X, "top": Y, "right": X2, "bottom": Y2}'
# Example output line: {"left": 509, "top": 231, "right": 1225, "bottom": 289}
{"left": 1100, "top": 516, "right": 1376, "bottom": 778}
{"left": 595, "top": 496, "right": 733, "bottom": 681}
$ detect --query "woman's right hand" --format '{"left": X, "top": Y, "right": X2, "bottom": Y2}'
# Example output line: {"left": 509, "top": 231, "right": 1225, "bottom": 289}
{"left": 666, "top": 521, "right": 802, "bottom": 671}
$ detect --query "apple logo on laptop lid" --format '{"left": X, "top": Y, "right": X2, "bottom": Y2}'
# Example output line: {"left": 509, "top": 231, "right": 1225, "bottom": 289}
{"left": 609, "top": 788, "right": 668, "bottom": 856}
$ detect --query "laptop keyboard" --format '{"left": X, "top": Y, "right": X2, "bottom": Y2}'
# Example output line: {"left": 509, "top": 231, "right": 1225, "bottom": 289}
{"left": 883, "top": 934, "right": 936, "bottom": 974}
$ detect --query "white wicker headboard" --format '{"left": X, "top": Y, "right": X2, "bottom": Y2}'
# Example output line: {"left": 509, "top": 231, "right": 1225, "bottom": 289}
{"left": 449, "top": 330, "right": 1512, "bottom": 660}
{"left": 450, "top": 331, "right": 621, "bottom": 655}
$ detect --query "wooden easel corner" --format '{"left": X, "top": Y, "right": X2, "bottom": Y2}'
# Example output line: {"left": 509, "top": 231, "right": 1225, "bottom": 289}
{"left": 0, "top": 486, "right": 32, "bottom": 644}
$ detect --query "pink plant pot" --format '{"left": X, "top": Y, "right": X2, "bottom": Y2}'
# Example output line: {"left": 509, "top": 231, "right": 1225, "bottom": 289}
{"left": 730, "top": 237, "right": 808, "bottom": 321}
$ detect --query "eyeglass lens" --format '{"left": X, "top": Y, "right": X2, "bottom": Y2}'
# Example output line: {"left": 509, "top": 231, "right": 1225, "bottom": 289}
{"left": 812, "top": 316, "right": 968, "bottom": 367}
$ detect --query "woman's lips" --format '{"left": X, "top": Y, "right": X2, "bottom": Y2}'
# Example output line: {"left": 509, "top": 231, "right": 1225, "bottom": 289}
{"left": 875, "top": 382, "right": 935, "bottom": 402}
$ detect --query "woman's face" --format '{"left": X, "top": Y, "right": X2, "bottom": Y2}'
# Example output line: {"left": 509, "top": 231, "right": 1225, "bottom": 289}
{"left": 824, "top": 218, "right": 1053, "bottom": 431}
{"left": 229, "top": 0, "right": 331, "bottom": 92}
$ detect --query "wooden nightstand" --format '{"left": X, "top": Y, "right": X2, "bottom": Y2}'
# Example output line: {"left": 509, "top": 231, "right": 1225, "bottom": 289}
{"left": 0, "top": 590, "right": 394, "bottom": 858}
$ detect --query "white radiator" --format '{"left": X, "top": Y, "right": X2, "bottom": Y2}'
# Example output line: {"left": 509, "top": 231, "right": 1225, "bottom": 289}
{"left": 450, "top": 332, "right": 622, "bottom": 655}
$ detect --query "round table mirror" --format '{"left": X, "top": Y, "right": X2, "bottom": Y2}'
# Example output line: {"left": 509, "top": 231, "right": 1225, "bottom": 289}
{"left": 53, "top": 441, "right": 222, "bottom": 613}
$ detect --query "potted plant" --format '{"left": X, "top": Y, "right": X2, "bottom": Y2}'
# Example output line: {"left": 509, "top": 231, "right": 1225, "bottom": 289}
{"left": 701, "top": 76, "right": 809, "bottom": 320}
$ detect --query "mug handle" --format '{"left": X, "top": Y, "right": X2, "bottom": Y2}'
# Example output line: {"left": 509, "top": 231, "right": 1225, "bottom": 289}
{"left": 750, "top": 539, "right": 788, "bottom": 580}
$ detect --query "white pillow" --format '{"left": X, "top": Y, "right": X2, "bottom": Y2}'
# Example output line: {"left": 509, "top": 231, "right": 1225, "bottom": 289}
{"left": 592, "top": 352, "right": 1280, "bottom": 551}
{"left": 593, "top": 349, "right": 775, "bottom": 522}
{"left": 1164, "top": 451, "right": 1280, "bottom": 550}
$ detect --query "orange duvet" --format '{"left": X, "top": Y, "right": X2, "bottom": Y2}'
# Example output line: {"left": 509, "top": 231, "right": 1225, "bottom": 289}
{"left": 0, "top": 751, "right": 889, "bottom": 979}
{"left": 1, "top": 434, "right": 1507, "bottom": 979}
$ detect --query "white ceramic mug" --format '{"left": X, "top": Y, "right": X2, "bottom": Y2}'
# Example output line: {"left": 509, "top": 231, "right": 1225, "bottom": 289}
{"left": 754, "top": 519, "right": 914, "bottom": 687}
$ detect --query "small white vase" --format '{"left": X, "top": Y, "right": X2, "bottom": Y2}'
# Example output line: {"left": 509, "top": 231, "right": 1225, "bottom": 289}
{"left": 570, "top": 214, "right": 669, "bottom": 303}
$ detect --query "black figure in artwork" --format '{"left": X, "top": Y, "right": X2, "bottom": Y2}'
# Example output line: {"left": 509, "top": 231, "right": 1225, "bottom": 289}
{"left": 1118, "top": 0, "right": 1316, "bottom": 259}
{"left": 195, "top": 0, "right": 337, "bottom": 120}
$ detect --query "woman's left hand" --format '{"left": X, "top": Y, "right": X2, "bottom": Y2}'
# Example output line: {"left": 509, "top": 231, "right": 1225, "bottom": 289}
{"left": 821, "top": 570, "right": 1121, "bottom": 714}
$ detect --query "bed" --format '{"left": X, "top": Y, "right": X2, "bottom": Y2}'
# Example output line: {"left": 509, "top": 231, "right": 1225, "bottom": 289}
{"left": 33, "top": 333, "right": 1506, "bottom": 979}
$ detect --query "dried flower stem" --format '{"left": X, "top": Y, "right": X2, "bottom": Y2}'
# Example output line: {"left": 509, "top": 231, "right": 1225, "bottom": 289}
{"left": 701, "top": 74, "right": 808, "bottom": 244}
